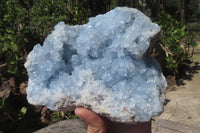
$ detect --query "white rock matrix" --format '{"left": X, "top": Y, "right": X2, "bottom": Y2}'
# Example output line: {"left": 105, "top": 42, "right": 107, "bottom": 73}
{"left": 25, "top": 7, "right": 167, "bottom": 122}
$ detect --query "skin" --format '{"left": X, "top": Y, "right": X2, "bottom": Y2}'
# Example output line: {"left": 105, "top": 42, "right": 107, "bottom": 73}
{"left": 75, "top": 108, "right": 151, "bottom": 133}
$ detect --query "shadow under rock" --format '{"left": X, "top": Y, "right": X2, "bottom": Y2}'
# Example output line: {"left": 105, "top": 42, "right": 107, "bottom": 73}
{"left": 176, "top": 60, "right": 200, "bottom": 86}
{"left": 163, "top": 99, "right": 170, "bottom": 106}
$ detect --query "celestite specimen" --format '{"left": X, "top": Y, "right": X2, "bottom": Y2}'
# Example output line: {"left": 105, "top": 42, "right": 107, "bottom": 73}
{"left": 25, "top": 7, "right": 167, "bottom": 122}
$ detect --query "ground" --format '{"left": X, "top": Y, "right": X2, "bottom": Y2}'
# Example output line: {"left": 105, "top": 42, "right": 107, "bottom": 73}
{"left": 152, "top": 33, "right": 200, "bottom": 132}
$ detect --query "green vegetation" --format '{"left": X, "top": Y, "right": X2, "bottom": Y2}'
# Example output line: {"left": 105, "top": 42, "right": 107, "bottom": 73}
{"left": 188, "top": 0, "right": 200, "bottom": 19}
{"left": 17, "top": 107, "right": 27, "bottom": 120}
{"left": 0, "top": 1, "right": 88, "bottom": 131}
{"left": 0, "top": 0, "right": 89, "bottom": 75}
{"left": 0, "top": 0, "right": 199, "bottom": 132}
{"left": 158, "top": 11, "right": 198, "bottom": 74}
{"left": 0, "top": 0, "right": 199, "bottom": 76}
{"left": 52, "top": 111, "right": 78, "bottom": 122}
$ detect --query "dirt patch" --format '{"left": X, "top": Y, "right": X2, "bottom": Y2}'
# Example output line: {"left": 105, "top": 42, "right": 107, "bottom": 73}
{"left": 152, "top": 34, "right": 200, "bottom": 133}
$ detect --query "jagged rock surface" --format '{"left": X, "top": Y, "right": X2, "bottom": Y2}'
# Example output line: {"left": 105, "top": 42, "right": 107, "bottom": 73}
{"left": 25, "top": 7, "right": 167, "bottom": 122}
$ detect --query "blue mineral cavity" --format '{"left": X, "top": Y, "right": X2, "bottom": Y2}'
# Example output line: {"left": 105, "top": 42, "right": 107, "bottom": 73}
{"left": 25, "top": 7, "right": 167, "bottom": 122}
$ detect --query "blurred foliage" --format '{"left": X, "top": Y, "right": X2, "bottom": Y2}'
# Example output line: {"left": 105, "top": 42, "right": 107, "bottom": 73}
{"left": 0, "top": 0, "right": 199, "bottom": 132}
{"left": 188, "top": 0, "right": 200, "bottom": 19}
{"left": 165, "top": 0, "right": 179, "bottom": 15}
{"left": 0, "top": 0, "right": 89, "bottom": 76}
{"left": 164, "top": 0, "right": 200, "bottom": 20}
{"left": 0, "top": 1, "right": 199, "bottom": 133}
{"left": 158, "top": 11, "right": 198, "bottom": 74}
{"left": 0, "top": 0, "right": 199, "bottom": 77}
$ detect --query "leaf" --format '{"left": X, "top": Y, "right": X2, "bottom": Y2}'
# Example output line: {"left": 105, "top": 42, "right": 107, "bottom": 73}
{"left": 181, "top": 25, "right": 186, "bottom": 31}
{"left": 192, "top": 41, "right": 198, "bottom": 48}
{"left": 7, "top": 65, "right": 18, "bottom": 74}
{"left": 5, "top": 53, "right": 18, "bottom": 65}
{"left": 52, "top": 111, "right": 62, "bottom": 122}
{"left": 21, "top": 107, "right": 27, "bottom": 115}
{"left": 17, "top": 107, "right": 27, "bottom": 120}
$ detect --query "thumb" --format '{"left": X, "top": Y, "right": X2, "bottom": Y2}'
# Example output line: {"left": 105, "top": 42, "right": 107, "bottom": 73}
{"left": 75, "top": 108, "right": 107, "bottom": 133}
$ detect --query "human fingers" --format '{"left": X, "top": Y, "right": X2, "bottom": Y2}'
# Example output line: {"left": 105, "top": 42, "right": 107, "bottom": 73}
{"left": 75, "top": 108, "right": 107, "bottom": 133}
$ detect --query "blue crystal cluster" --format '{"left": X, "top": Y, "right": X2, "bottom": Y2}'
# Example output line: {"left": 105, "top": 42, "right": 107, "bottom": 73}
{"left": 25, "top": 7, "right": 167, "bottom": 122}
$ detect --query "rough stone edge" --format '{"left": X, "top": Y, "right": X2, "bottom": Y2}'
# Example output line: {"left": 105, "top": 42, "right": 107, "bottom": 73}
{"left": 34, "top": 119, "right": 86, "bottom": 133}
{"left": 157, "top": 119, "right": 200, "bottom": 133}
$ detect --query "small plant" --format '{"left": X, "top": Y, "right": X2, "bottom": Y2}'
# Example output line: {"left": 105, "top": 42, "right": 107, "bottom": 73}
{"left": 157, "top": 11, "right": 198, "bottom": 74}
{"left": 52, "top": 111, "right": 62, "bottom": 122}
{"left": 52, "top": 111, "right": 78, "bottom": 122}
{"left": 17, "top": 107, "right": 27, "bottom": 120}
{"left": 64, "top": 111, "right": 79, "bottom": 119}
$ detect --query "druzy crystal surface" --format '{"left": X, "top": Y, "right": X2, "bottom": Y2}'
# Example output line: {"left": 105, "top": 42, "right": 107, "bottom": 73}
{"left": 25, "top": 7, "right": 167, "bottom": 122}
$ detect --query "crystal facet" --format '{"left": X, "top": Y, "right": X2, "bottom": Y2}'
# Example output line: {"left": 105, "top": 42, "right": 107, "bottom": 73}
{"left": 25, "top": 7, "right": 167, "bottom": 122}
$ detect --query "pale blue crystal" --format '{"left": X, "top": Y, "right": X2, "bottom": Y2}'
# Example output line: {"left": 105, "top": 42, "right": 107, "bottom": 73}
{"left": 25, "top": 7, "right": 167, "bottom": 122}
